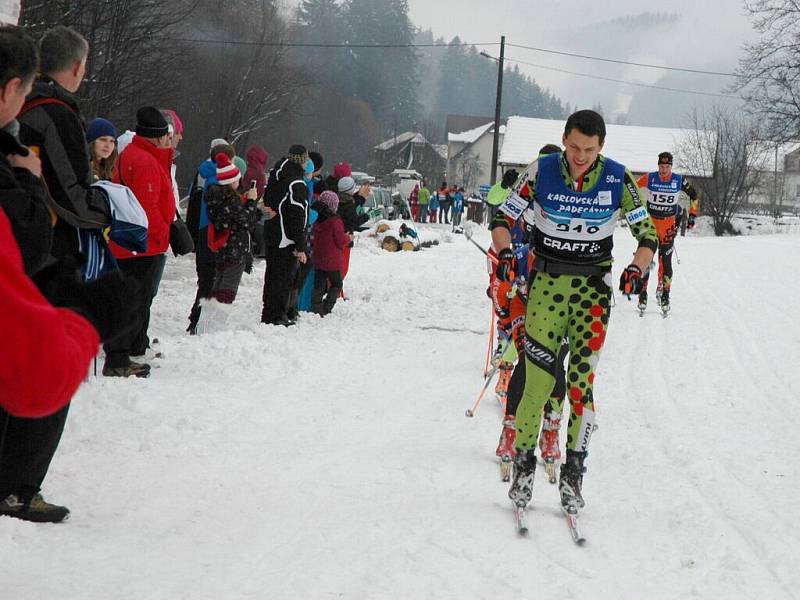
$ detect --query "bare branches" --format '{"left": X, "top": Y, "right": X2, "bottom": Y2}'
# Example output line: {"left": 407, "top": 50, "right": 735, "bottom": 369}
{"left": 680, "top": 104, "right": 770, "bottom": 234}
{"left": 735, "top": 0, "right": 800, "bottom": 141}
{"left": 21, "top": 0, "right": 201, "bottom": 122}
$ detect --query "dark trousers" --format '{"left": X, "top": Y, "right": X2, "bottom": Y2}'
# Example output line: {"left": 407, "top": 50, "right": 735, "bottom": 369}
{"left": 104, "top": 255, "right": 162, "bottom": 367}
{"left": 211, "top": 261, "right": 246, "bottom": 304}
{"left": 0, "top": 403, "right": 71, "bottom": 501}
{"left": 261, "top": 246, "right": 298, "bottom": 323}
{"left": 439, "top": 201, "right": 451, "bottom": 224}
{"left": 188, "top": 227, "right": 216, "bottom": 332}
{"left": 311, "top": 269, "right": 343, "bottom": 315}
{"left": 287, "top": 258, "right": 311, "bottom": 320}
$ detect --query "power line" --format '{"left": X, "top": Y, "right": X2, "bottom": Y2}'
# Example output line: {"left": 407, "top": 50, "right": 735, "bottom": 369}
{"left": 501, "top": 54, "right": 743, "bottom": 100}
{"left": 506, "top": 42, "right": 738, "bottom": 78}
{"left": 173, "top": 35, "right": 743, "bottom": 97}
{"left": 174, "top": 38, "right": 499, "bottom": 48}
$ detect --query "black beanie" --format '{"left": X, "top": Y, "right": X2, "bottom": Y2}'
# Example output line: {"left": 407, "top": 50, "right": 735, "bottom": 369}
{"left": 309, "top": 151, "right": 323, "bottom": 171}
{"left": 135, "top": 106, "right": 169, "bottom": 138}
{"left": 287, "top": 144, "right": 308, "bottom": 166}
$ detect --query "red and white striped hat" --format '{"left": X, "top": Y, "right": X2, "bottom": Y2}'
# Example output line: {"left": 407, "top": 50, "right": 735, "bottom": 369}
{"left": 215, "top": 152, "right": 240, "bottom": 186}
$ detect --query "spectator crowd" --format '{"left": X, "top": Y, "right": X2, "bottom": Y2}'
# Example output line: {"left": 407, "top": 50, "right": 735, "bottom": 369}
{"left": 0, "top": 24, "right": 376, "bottom": 523}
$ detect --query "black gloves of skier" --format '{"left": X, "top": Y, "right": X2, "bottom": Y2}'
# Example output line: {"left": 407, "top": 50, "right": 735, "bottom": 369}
{"left": 618, "top": 264, "right": 644, "bottom": 297}
{"left": 501, "top": 169, "right": 519, "bottom": 190}
{"left": 494, "top": 248, "right": 516, "bottom": 282}
{"left": 33, "top": 255, "right": 142, "bottom": 342}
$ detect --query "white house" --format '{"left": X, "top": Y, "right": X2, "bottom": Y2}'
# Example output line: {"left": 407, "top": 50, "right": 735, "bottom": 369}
{"left": 446, "top": 120, "right": 506, "bottom": 190}
{"left": 745, "top": 141, "right": 800, "bottom": 211}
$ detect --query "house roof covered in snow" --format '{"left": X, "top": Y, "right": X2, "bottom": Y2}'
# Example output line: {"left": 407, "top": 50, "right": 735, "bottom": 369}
{"left": 374, "top": 132, "right": 429, "bottom": 151}
{"left": 448, "top": 122, "right": 493, "bottom": 144}
{"left": 446, "top": 114, "right": 502, "bottom": 138}
{"left": 499, "top": 116, "right": 713, "bottom": 177}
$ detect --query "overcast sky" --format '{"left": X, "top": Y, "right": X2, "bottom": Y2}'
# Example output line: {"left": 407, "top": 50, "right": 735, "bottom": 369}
{"left": 407, "top": 0, "right": 758, "bottom": 125}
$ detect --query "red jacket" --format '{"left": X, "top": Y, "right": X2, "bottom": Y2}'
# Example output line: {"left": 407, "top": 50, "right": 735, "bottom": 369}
{"left": 312, "top": 213, "right": 350, "bottom": 271}
{"left": 110, "top": 135, "right": 175, "bottom": 258}
{"left": 0, "top": 208, "right": 99, "bottom": 418}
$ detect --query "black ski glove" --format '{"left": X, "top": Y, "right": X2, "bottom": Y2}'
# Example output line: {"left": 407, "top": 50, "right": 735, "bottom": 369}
{"left": 619, "top": 264, "right": 644, "bottom": 297}
{"left": 501, "top": 169, "right": 519, "bottom": 190}
{"left": 494, "top": 248, "right": 516, "bottom": 283}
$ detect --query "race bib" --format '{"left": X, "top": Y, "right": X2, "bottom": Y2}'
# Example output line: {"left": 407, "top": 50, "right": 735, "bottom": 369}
{"left": 499, "top": 191, "right": 529, "bottom": 220}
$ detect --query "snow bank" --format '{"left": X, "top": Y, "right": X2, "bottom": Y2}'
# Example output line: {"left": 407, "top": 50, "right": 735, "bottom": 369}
{"left": 3, "top": 223, "right": 800, "bottom": 599}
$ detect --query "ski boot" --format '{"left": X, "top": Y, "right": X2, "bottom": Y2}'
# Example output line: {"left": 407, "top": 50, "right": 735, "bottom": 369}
{"left": 496, "top": 416, "right": 517, "bottom": 481}
{"left": 559, "top": 449, "right": 587, "bottom": 512}
{"left": 509, "top": 449, "right": 537, "bottom": 508}
{"left": 539, "top": 412, "right": 561, "bottom": 484}
{"left": 637, "top": 291, "right": 647, "bottom": 316}
{"left": 660, "top": 290, "right": 671, "bottom": 317}
{"left": 494, "top": 362, "right": 513, "bottom": 404}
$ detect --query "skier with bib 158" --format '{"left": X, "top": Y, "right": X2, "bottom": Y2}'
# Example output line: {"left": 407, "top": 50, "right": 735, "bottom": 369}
{"left": 635, "top": 151, "right": 698, "bottom": 314}
{"left": 490, "top": 110, "right": 658, "bottom": 534}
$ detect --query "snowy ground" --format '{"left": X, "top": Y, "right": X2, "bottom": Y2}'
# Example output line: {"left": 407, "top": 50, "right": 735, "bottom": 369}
{"left": 2, "top": 220, "right": 799, "bottom": 599}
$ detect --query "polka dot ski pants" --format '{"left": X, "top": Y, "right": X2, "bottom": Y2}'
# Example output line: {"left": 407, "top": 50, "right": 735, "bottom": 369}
{"left": 515, "top": 271, "right": 612, "bottom": 453}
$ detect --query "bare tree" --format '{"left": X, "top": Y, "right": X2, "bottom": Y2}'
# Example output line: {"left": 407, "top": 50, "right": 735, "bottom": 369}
{"left": 735, "top": 1, "right": 800, "bottom": 141}
{"left": 21, "top": 0, "right": 198, "bottom": 123}
{"left": 452, "top": 152, "right": 483, "bottom": 192}
{"left": 185, "top": 0, "right": 300, "bottom": 149}
{"left": 679, "top": 104, "right": 770, "bottom": 235}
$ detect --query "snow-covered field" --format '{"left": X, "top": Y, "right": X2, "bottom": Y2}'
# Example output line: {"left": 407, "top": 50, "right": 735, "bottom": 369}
{"left": 3, "top": 219, "right": 799, "bottom": 599}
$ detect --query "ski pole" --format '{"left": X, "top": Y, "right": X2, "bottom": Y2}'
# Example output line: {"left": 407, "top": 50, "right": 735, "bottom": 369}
{"left": 465, "top": 364, "right": 499, "bottom": 417}
{"left": 464, "top": 228, "right": 495, "bottom": 261}
{"left": 483, "top": 304, "right": 495, "bottom": 378}
{"left": 468, "top": 337, "right": 512, "bottom": 418}
{"left": 673, "top": 244, "right": 681, "bottom": 264}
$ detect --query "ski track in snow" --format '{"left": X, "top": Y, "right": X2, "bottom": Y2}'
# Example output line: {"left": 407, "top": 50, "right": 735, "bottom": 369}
{"left": 1, "top": 223, "right": 799, "bottom": 599}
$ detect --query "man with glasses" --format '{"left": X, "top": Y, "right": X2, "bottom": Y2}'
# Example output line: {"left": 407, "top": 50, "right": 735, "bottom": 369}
{"left": 635, "top": 152, "right": 698, "bottom": 314}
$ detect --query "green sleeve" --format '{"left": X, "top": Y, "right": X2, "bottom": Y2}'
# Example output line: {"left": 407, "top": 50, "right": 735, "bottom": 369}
{"left": 621, "top": 168, "right": 658, "bottom": 252}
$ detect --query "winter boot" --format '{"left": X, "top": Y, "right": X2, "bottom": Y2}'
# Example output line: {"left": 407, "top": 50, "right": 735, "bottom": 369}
{"left": 494, "top": 363, "right": 513, "bottom": 400}
{"left": 0, "top": 493, "right": 70, "bottom": 523}
{"left": 637, "top": 291, "right": 648, "bottom": 312}
{"left": 539, "top": 412, "right": 562, "bottom": 462}
{"left": 559, "top": 449, "right": 587, "bottom": 510}
{"left": 495, "top": 416, "right": 517, "bottom": 460}
{"left": 102, "top": 361, "right": 151, "bottom": 378}
{"left": 508, "top": 449, "right": 537, "bottom": 507}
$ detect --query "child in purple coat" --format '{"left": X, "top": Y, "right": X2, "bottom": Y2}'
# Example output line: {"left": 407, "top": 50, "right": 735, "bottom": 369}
{"left": 311, "top": 191, "right": 352, "bottom": 315}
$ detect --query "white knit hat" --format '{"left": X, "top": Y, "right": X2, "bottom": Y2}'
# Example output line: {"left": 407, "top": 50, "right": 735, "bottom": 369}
{"left": 210, "top": 137, "right": 228, "bottom": 150}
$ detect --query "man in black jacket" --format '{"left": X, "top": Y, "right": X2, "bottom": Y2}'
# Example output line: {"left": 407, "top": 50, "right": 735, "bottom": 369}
{"left": 261, "top": 145, "right": 308, "bottom": 326}
{"left": 0, "top": 26, "right": 51, "bottom": 277}
{"left": 17, "top": 26, "right": 111, "bottom": 262}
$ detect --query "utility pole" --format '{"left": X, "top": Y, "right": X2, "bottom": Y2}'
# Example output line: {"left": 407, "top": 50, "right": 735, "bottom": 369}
{"left": 489, "top": 35, "right": 505, "bottom": 185}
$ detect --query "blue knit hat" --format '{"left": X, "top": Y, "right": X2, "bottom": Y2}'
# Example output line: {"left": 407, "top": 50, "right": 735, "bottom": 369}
{"left": 86, "top": 118, "right": 117, "bottom": 144}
